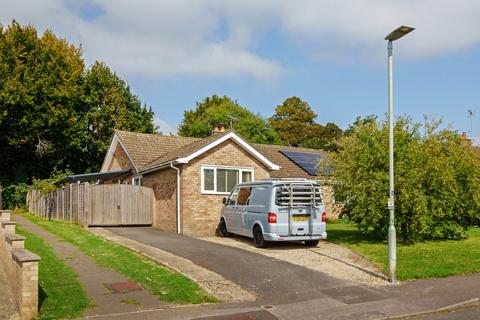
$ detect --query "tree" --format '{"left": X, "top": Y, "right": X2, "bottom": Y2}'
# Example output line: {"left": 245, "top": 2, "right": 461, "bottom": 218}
{"left": 323, "top": 116, "right": 480, "bottom": 241}
{"left": 269, "top": 97, "right": 317, "bottom": 146}
{"left": 303, "top": 122, "right": 343, "bottom": 152}
{"left": 269, "top": 97, "right": 343, "bottom": 150}
{"left": 77, "top": 62, "right": 155, "bottom": 173}
{"left": 0, "top": 21, "right": 155, "bottom": 185}
{"left": 0, "top": 21, "right": 84, "bottom": 184}
{"left": 178, "top": 95, "right": 280, "bottom": 144}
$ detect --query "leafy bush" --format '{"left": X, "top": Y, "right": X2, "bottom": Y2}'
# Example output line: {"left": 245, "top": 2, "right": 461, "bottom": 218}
{"left": 3, "top": 183, "right": 30, "bottom": 209}
{"left": 323, "top": 116, "right": 480, "bottom": 241}
{"left": 31, "top": 169, "right": 72, "bottom": 194}
{"left": 1, "top": 169, "right": 72, "bottom": 210}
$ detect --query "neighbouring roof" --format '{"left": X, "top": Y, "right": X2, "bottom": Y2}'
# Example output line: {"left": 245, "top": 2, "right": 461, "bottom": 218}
{"left": 54, "top": 169, "right": 132, "bottom": 186}
{"left": 110, "top": 130, "right": 326, "bottom": 178}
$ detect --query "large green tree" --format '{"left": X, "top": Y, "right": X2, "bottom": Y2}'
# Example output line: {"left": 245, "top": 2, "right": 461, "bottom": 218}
{"left": 178, "top": 95, "right": 280, "bottom": 144}
{"left": 269, "top": 96, "right": 343, "bottom": 150}
{"left": 303, "top": 122, "right": 343, "bottom": 152}
{"left": 0, "top": 21, "right": 155, "bottom": 185}
{"left": 324, "top": 116, "right": 480, "bottom": 241}
{"left": 269, "top": 96, "right": 317, "bottom": 146}
{"left": 0, "top": 21, "right": 84, "bottom": 183}
{"left": 78, "top": 62, "right": 155, "bottom": 172}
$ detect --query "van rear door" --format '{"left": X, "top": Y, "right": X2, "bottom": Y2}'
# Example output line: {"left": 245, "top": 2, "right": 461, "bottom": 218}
{"left": 275, "top": 184, "right": 322, "bottom": 236}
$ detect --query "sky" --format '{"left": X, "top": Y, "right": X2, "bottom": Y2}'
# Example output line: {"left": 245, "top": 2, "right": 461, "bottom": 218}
{"left": 1, "top": 0, "right": 480, "bottom": 139}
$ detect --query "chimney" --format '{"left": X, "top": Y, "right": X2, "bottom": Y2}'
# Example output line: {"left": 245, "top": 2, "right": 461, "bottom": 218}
{"left": 212, "top": 123, "right": 226, "bottom": 135}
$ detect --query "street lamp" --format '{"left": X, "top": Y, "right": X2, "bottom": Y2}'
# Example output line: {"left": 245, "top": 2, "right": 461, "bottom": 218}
{"left": 384, "top": 25, "right": 414, "bottom": 283}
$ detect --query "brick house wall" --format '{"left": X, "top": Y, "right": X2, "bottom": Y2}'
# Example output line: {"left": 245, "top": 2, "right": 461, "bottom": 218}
{"left": 321, "top": 185, "right": 341, "bottom": 220}
{"left": 105, "top": 144, "right": 136, "bottom": 183}
{"left": 180, "top": 140, "right": 270, "bottom": 237}
{"left": 142, "top": 169, "right": 178, "bottom": 232}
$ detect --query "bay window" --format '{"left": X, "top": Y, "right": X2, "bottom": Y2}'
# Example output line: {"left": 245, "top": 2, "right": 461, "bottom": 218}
{"left": 201, "top": 166, "right": 254, "bottom": 194}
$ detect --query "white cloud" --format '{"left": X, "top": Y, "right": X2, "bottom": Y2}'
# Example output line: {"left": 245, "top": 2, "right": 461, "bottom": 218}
{"left": 2, "top": 0, "right": 480, "bottom": 79}
{"left": 154, "top": 118, "right": 177, "bottom": 135}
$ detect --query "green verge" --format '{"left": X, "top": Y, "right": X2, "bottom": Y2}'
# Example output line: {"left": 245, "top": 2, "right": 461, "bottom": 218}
{"left": 21, "top": 212, "right": 216, "bottom": 304}
{"left": 16, "top": 227, "right": 89, "bottom": 320}
{"left": 327, "top": 221, "right": 480, "bottom": 280}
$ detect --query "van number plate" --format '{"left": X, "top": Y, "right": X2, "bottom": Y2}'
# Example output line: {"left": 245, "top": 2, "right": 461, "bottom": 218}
{"left": 292, "top": 215, "right": 309, "bottom": 222}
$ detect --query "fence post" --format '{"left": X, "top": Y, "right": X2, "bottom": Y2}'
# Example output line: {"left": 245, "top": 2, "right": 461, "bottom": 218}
{"left": 83, "top": 182, "right": 90, "bottom": 228}
{"left": 151, "top": 189, "right": 156, "bottom": 226}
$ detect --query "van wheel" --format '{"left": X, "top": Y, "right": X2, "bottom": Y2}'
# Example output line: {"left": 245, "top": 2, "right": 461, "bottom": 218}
{"left": 219, "top": 219, "right": 233, "bottom": 237}
{"left": 305, "top": 240, "right": 320, "bottom": 247}
{"left": 253, "top": 226, "right": 267, "bottom": 248}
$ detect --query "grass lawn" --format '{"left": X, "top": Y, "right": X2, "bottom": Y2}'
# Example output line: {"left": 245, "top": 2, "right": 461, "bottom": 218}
{"left": 16, "top": 227, "right": 89, "bottom": 320}
{"left": 327, "top": 221, "right": 480, "bottom": 280}
{"left": 21, "top": 212, "right": 216, "bottom": 304}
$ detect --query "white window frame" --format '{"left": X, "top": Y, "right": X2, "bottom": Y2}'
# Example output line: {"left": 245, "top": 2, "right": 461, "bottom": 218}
{"left": 201, "top": 165, "right": 254, "bottom": 195}
{"left": 133, "top": 175, "right": 143, "bottom": 186}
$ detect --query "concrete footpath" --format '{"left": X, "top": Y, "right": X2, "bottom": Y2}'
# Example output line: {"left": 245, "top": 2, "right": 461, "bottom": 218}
{"left": 95, "top": 227, "right": 480, "bottom": 320}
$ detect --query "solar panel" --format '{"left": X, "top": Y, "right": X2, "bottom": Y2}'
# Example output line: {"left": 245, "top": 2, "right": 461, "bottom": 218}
{"left": 280, "top": 151, "right": 322, "bottom": 176}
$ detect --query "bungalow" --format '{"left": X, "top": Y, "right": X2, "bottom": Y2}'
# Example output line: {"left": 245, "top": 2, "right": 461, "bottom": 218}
{"left": 100, "top": 126, "right": 338, "bottom": 237}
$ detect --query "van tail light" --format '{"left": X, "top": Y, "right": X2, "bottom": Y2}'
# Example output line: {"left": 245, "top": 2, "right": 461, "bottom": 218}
{"left": 268, "top": 212, "right": 277, "bottom": 224}
{"left": 322, "top": 212, "right": 327, "bottom": 222}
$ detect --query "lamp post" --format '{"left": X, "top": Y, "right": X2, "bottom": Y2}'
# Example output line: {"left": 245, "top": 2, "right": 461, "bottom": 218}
{"left": 384, "top": 26, "right": 414, "bottom": 283}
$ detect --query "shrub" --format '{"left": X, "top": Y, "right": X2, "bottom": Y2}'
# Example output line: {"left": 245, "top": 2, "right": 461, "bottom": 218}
{"left": 3, "top": 183, "right": 30, "bottom": 210}
{"left": 323, "top": 116, "right": 480, "bottom": 241}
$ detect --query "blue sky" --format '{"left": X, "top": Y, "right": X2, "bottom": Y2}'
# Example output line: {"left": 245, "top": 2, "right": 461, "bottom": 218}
{"left": 2, "top": 1, "right": 480, "bottom": 138}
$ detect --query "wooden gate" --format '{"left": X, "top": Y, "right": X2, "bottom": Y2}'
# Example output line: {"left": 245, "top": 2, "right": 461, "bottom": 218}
{"left": 89, "top": 184, "right": 153, "bottom": 226}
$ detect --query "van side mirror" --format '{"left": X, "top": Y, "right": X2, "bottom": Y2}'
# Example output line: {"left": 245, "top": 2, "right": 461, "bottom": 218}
{"left": 222, "top": 197, "right": 228, "bottom": 205}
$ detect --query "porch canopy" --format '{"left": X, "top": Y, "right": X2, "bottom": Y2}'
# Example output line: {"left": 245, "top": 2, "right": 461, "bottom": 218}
{"left": 53, "top": 169, "right": 131, "bottom": 186}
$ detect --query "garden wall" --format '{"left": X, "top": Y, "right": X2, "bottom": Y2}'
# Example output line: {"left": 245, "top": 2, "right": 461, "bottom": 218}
{"left": 0, "top": 210, "right": 40, "bottom": 320}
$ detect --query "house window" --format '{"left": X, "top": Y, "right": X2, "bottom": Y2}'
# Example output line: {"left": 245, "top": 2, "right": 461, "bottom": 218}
{"left": 201, "top": 166, "right": 254, "bottom": 194}
{"left": 134, "top": 176, "right": 143, "bottom": 186}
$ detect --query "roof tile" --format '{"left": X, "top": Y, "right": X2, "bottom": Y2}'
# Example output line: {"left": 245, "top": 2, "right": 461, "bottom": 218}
{"left": 114, "top": 130, "right": 326, "bottom": 177}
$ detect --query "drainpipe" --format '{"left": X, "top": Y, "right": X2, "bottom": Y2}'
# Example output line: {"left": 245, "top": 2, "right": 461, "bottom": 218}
{"left": 170, "top": 162, "right": 181, "bottom": 234}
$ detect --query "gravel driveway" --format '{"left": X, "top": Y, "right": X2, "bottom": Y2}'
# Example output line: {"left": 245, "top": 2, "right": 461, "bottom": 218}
{"left": 203, "top": 236, "right": 388, "bottom": 286}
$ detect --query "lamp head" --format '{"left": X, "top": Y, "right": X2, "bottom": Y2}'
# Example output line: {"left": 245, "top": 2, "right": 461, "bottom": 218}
{"left": 385, "top": 26, "right": 415, "bottom": 41}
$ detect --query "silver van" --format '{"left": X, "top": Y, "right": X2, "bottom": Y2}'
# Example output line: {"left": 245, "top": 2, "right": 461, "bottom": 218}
{"left": 218, "top": 179, "right": 327, "bottom": 248}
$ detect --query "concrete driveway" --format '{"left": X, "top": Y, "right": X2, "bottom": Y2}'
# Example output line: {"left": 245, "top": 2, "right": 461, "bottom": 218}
{"left": 105, "top": 227, "right": 390, "bottom": 306}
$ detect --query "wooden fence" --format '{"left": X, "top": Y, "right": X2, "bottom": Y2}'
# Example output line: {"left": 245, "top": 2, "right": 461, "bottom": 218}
{"left": 27, "top": 183, "right": 153, "bottom": 227}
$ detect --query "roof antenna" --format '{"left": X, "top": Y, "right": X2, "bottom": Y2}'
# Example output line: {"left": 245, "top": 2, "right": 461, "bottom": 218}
{"left": 226, "top": 115, "right": 239, "bottom": 129}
